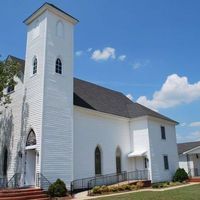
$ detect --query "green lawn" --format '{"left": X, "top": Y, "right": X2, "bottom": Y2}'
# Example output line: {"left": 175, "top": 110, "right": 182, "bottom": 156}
{"left": 94, "top": 184, "right": 200, "bottom": 200}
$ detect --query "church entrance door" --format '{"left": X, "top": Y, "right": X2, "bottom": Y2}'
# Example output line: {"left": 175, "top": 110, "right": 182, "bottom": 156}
{"left": 25, "top": 149, "right": 36, "bottom": 186}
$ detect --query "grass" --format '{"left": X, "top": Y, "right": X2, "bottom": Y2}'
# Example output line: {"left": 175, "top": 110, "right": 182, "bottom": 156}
{"left": 94, "top": 184, "right": 200, "bottom": 200}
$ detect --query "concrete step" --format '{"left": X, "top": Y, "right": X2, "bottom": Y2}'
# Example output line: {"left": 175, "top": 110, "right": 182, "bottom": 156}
{"left": 189, "top": 177, "right": 200, "bottom": 182}
{"left": 0, "top": 188, "right": 49, "bottom": 200}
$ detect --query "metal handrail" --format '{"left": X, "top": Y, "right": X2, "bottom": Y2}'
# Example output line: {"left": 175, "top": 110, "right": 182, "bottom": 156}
{"left": 36, "top": 173, "right": 52, "bottom": 191}
{"left": 6, "top": 173, "right": 21, "bottom": 188}
{"left": 0, "top": 176, "right": 7, "bottom": 188}
{"left": 188, "top": 168, "right": 200, "bottom": 177}
{"left": 71, "top": 171, "right": 127, "bottom": 192}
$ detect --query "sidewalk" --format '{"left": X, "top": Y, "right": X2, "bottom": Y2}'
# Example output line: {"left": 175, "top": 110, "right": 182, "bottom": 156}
{"left": 73, "top": 183, "right": 198, "bottom": 200}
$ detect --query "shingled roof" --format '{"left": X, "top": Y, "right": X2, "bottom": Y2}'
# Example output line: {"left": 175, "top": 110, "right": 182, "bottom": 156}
{"left": 177, "top": 141, "right": 200, "bottom": 154}
{"left": 9, "top": 55, "right": 177, "bottom": 123}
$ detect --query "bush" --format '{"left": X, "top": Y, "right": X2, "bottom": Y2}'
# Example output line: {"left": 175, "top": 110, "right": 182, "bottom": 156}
{"left": 92, "top": 183, "right": 135, "bottom": 195}
{"left": 101, "top": 185, "right": 109, "bottom": 193}
{"left": 136, "top": 181, "right": 144, "bottom": 189}
{"left": 152, "top": 182, "right": 169, "bottom": 188}
{"left": 92, "top": 186, "right": 102, "bottom": 194}
{"left": 152, "top": 183, "right": 160, "bottom": 188}
{"left": 110, "top": 186, "right": 118, "bottom": 192}
{"left": 123, "top": 184, "right": 132, "bottom": 191}
{"left": 48, "top": 179, "right": 68, "bottom": 197}
{"left": 173, "top": 168, "right": 188, "bottom": 182}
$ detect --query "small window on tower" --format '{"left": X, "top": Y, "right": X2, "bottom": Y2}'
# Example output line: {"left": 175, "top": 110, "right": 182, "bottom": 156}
{"left": 56, "top": 21, "right": 64, "bottom": 38}
{"left": 55, "top": 58, "right": 62, "bottom": 74}
{"left": 161, "top": 126, "right": 166, "bottom": 140}
{"left": 33, "top": 57, "right": 37, "bottom": 75}
{"left": 7, "top": 85, "right": 15, "bottom": 94}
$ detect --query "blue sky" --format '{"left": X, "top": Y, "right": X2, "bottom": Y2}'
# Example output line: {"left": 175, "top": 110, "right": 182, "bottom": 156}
{"left": 1, "top": 0, "right": 200, "bottom": 143}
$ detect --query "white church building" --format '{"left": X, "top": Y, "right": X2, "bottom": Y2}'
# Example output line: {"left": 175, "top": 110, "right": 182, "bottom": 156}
{"left": 0, "top": 3, "right": 179, "bottom": 189}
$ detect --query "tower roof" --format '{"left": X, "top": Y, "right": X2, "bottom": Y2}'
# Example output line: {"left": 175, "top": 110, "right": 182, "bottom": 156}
{"left": 23, "top": 2, "right": 79, "bottom": 25}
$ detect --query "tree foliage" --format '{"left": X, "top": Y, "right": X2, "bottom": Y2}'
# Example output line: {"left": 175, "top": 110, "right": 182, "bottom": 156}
{"left": 0, "top": 58, "right": 20, "bottom": 107}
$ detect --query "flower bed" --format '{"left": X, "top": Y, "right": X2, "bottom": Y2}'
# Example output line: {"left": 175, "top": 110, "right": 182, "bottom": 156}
{"left": 151, "top": 181, "right": 188, "bottom": 189}
{"left": 90, "top": 181, "right": 145, "bottom": 195}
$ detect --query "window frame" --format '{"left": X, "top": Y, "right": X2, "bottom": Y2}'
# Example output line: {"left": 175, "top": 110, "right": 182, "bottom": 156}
{"left": 144, "top": 157, "right": 148, "bottom": 169}
{"left": 7, "top": 84, "right": 15, "bottom": 94}
{"left": 163, "top": 155, "right": 169, "bottom": 170}
{"left": 161, "top": 126, "right": 166, "bottom": 140}
{"left": 55, "top": 58, "right": 62, "bottom": 74}
{"left": 116, "top": 147, "right": 122, "bottom": 174}
{"left": 33, "top": 57, "right": 38, "bottom": 75}
{"left": 95, "top": 146, "right": 102, "bottom": 176}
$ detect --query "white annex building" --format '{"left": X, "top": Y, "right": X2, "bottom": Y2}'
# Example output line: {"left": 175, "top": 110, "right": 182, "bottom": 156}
{"left": 0, "top": 3, "right": 179, "bottom": 189}
{"left": 178, "top": 141, "right": 200, "bottom": 177}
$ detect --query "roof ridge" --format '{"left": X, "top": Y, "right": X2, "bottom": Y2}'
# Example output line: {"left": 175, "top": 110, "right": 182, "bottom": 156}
{"left": 178, "top": 140, "right": 200, "bottom": 145}
{"left": 74, "top": 77, "right": 124, "bottom": 95}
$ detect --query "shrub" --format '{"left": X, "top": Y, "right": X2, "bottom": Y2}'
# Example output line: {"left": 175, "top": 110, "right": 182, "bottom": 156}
{"left": 131, "top": 184, "right": 137, "bottom": 190}
{"left": 101, "top": 185, "right": 109, "bottom": 193}
{"left": 110, "top": 186, "right": 118, "bottom": 192}
{"left": 136, "top": 181, "right": 144, "bottom": 189}
{"left": 173, "top": 168, "right": 188, "bottom": 182}
{"left": 152, "top": 183, "right": 160, "bottom": 188}
{"left": 48, "top": 179, "right": 68, "bottom": 197}
{"left": 92, "top": 186, "right": 102, "bottom": 194}
{"left": 123, "top": 184, "right": 132, "bottom": 191}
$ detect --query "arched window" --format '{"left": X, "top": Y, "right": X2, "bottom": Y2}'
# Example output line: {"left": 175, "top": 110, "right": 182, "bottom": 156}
{"left": 26, "top": 129, "right": 36, "bottom": 146}
{"left": 116, "top": 147, "right": 121, "bottom": 174}
{"left": 55, "top": 58, "right": 62, "bottom": 74}
{"left": 56, "top": 21, "right": 64, "bottom": 38}
{"left": 3, "top": 147, "right": 8, "bottom": 176}
{"left": 33, "top": 57, "right": 37, "bottom": 74}
{"left": 95, "top": 146, "right": 102, "bottom": 175}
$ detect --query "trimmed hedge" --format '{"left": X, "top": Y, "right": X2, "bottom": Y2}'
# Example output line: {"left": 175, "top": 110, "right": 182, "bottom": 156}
{"left": 173, "top": 168, "right": 188, "bottom": 182}
{"left": 48, "top": 179, "right": 68, "bottom": 197}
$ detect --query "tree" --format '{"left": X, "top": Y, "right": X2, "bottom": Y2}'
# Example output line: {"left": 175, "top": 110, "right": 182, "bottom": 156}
{"left": 0, "top": 58, "right": 20, "bottom": 107}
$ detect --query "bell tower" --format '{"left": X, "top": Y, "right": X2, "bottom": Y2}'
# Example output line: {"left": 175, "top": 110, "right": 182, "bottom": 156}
{"left": 23, "top": 3, "right": 78, "bottom": 187}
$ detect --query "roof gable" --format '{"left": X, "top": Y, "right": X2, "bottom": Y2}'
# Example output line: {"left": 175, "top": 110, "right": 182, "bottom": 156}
{"left": 178, "top": 141, "right": 200, "bottom": 154}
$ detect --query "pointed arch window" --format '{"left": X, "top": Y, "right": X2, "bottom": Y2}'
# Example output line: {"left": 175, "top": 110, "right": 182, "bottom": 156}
{"left": 55, "top": 58, "right": 62, "bottom": 74}
{"left": 33, "top": 57, "right": 37, "bottom": 74}
{"left": 95, "top": 146, "right": 102, "bottom": 175}
{"left": 26, "top": 129, "right": 36, "bottom": 146}
{"left": 116, "top": 147, "right": 122, "bottom": 174}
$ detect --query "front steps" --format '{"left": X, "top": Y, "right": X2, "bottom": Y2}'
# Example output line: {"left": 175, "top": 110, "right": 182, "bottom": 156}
{"left": 189, "top": 177, "right": 200, "bottom": 182}
{"left": 0, "top": 188, "right": 49, "bottom": 200}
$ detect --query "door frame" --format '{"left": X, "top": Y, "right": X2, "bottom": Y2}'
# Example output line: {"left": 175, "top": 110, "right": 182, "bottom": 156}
{"left": 24, "top": 145, "right": 37, "bottom": 186}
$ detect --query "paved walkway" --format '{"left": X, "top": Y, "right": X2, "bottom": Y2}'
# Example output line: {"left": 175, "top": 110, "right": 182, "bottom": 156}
{"left": 73, "top": 183, "right": 199, "bottom": 200}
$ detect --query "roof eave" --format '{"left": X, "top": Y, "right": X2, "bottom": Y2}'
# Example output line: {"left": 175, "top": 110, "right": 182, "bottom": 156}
{"left": 23, "top": 3, "right": 79, "bottom": 25}
{"left": 182, "top": 145, "right": 200, "bottom": 155}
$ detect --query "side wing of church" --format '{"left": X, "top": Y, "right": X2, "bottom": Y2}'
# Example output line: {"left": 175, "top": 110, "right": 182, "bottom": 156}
{"left": 0, "top": 3, "right": 179, "bottom": 189}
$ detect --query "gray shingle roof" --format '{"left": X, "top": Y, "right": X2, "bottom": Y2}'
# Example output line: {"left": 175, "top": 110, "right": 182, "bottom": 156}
{"left": 7, "top": 55, "right": 25, "bottom": 72}
{"left": 74, "top": 78, "right": 177, "bottom": 123}
{"left": 9, "top": 55, "right": 177, "bottom": 123}
{"left": 177, "top": 141, "right": 200, "bottom": 154}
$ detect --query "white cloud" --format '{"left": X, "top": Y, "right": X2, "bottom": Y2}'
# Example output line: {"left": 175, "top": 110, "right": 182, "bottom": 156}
{"left": 126, "top": 94, "right": 133, "bottom": 101}
{"left": 137, "top": 74, "right": 200, "bottom": 110}
{"left": 75, "top": 50, "right": 83, "bottom": 56}
{"left": 91, "top": 47, "right": 116, "bottom": 61}
{"left": 189, "top": 122, "right": 200, "bottom": 127}
{"left": 132, "top": 60, "right": 150, "bottom": 69}
{"left": 87, "top": 48, "right": 92, "bottom": 52}
{"left": 118, "top": 55, "right": 126, "bottom": 61}
{"left": 177, "top": 131, "right": 200, "bottom": 143}
{"left": 180, "top": 123, "right": 187, "bottom": 127}
{"left": 132, "top": 62, "right": 142, "bottom": 69}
